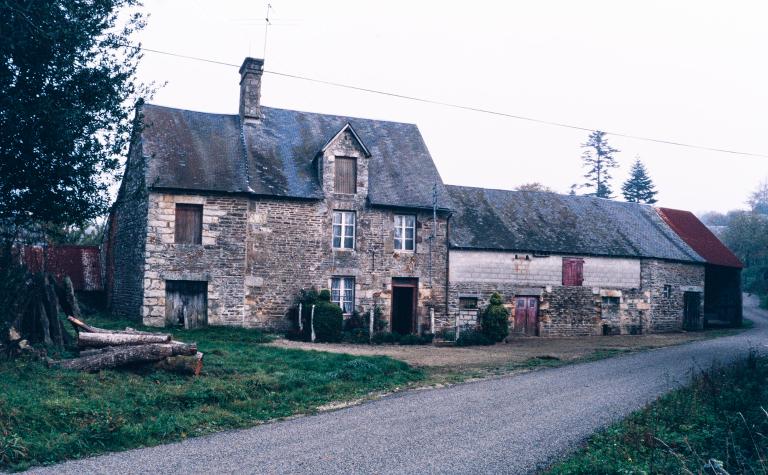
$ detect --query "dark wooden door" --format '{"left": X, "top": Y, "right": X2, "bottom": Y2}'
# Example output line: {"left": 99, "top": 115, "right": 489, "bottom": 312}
{"left": 391, "top": 278, "right": 418, "bottom": 335}
{"left": 683, "top": 291, "right": 701, "bottom": 330}
{"left": 165, "top": 280, "right": 208, "bottom": 329}
{"left": 515, "top": 297, "right": 539, "bottom": 336}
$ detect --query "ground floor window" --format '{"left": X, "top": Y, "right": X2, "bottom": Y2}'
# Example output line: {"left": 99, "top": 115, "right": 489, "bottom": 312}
{"left": 331, "top": 277, "right": 355, "bottom": 314}
{"left": 459, "top": 297, "right": 478, "bottom": 310}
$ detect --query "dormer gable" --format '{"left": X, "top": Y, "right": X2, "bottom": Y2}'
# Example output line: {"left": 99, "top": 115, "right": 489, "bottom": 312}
{"left": 317, "top": 123, "right": 371, "bottom": 197}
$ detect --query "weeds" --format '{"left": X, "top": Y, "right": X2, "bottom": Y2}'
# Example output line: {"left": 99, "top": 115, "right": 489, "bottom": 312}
{"left": 546, "top": 351, "right": 768, "bottom": 474}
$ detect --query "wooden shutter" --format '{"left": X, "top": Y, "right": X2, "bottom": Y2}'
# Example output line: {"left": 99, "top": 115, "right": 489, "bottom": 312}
{"left": 334, "top": 157, "right": 357, "bottom": 194}
{"left": 562, "top": 258, "right": 584, "bottom": 286}
{"left": 175, "top": 204, "right": 203, "bottom": 244}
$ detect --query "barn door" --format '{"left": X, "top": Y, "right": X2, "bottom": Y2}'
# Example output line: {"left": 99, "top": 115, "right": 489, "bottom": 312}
{"left": 515, "top": 297, "right": 539, "bottom": 336}
{"left": 165, "top": 280, "right": 208, "bottom": 329}
{"left": 683, "top": 292, "right": 701, "bottom": 331}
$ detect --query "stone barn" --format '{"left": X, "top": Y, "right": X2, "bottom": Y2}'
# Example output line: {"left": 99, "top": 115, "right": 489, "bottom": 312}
{"left": 445, "top": 186, "right": 712, "bottom": 337}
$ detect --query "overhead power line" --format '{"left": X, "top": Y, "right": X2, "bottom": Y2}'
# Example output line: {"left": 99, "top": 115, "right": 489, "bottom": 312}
{"left": 133, "top": 45, "right": 768, "bottom": 159}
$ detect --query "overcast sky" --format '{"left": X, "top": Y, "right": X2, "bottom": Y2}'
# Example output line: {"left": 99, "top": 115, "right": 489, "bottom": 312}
{"left": 134, "top": 0, "right": 768, "bottom": 213}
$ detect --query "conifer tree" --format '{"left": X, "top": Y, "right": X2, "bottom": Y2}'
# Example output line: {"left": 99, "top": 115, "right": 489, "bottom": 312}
{"left": 621, "top": 158, "right": 658, "bottom": 204}
{"left": 577, "top": 131, "right": 620, "bottom": 198}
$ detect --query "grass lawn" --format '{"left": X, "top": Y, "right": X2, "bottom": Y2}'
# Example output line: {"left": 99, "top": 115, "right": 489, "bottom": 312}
{"left": 545, "top": 351, "right": 768, "bottom": 474}
{"left": 0, "top": 316, "right": 424, "bottom": 471}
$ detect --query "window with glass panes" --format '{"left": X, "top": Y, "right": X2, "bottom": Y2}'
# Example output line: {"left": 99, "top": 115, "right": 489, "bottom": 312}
{"left": 332, "top": 211, "right": 355, "bottom": 249}
{"left": 394, "top": 215, "right": 415, "bottom": 251}
{"left": 331, "top": 277, "right": 355, "bottom": 314}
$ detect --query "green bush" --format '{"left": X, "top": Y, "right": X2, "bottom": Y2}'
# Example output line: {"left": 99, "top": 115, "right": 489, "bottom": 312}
{"left": 312, "top": 290, "right": 343, "bottom": 343}
{"left": 481, "top": 292, "right": 509, "bottom": 342}
{"left": 455, "top": 329, "right": 494, "bottom": 346}
{"left": 399, "top": 333, "right": 434, "bottom": 345}
{"left": 371, "top": 332, "right": 402, "bottom": 345}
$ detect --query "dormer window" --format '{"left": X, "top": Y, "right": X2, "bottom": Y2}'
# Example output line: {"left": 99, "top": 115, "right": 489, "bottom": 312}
{"left": 334, "top": 157, "right": 357, "bottom": 194}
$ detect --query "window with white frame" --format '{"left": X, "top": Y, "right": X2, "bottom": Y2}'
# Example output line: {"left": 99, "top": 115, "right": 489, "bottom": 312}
{"left": 394, "top": 215, "right": 415, "bottom": 251}
{"left": 332, "top": 211, "right": 355, "bottom": 249}
{"left": 331, "top": 277, "right": 355, "bottom": 314}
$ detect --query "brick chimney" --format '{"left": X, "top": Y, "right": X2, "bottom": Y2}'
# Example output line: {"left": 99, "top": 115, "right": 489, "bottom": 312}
{"left": 239, "top": 57, "right": 264, "bottom": 121}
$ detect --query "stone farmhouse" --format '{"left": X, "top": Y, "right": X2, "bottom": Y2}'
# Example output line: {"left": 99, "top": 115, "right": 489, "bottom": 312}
{"left": 104, "top": 57, "right": 742, "bottom": 337}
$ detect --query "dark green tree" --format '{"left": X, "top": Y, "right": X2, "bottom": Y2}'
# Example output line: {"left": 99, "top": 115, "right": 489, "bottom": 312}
{"left": 0, "top": 0, "right": 150, "bottom": 241}
{"left": 621, "top": 158, "right": 658, "bottom": 204}
{"left": 577, "top": 131, "right": 620, "bottom": 198}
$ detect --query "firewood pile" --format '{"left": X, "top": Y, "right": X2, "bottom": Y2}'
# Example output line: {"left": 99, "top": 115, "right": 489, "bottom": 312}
{"left": 46, "top": 317, "right": 204, "bottom": 376}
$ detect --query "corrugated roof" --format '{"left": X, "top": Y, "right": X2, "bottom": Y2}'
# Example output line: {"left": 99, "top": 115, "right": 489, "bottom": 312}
{"left": 446, "top": 185, "right": 705, "bottom": 263}
{"left": 140, "top": 104, "right": 452, "bottom": 210}
{"left": 656, "top": 208, "right": 743, "bottom": 268}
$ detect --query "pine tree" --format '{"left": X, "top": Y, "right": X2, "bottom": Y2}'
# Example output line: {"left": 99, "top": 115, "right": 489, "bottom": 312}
{"left": 577, "top": 131, "right": 620, "bottom": 198}
{"left": 621, "top": 158, "right": 658, "bottom": 204}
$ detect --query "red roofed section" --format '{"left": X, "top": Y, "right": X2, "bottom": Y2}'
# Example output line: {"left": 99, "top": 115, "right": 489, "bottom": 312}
{"left": 656, "top": 208, "right": 743, "bottom": 268}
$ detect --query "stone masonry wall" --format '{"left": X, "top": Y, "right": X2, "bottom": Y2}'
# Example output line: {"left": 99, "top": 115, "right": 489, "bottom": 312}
{"left": 106, "top": 139, "right": 148, "bottom": 320}
{"left": 141, "top": 193, "right": 248, "bottom": 327}
{"left": 447, "top": 250, "right": 702, "bottom": 336}
{"left": 140, "top": 127, "right": 448, "bottom": 330}
{"left": 643, "top": 259, "right": 705, "bottom": 332}
{"left": 245, "top": 127, "right": 448, "bottom": 330}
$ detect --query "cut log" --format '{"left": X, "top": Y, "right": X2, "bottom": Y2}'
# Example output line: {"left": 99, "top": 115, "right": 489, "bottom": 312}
{"left": 67, "top": 316, "right": 109, "bottom": 333}
{"left": 49, "top": 342, "right": 197, "bottom": 372}
{"left": 152, "top": 352, "right": 204, "bottom": 376}
{"left": 77, "top": 331, "right": 171, "bottom": 348}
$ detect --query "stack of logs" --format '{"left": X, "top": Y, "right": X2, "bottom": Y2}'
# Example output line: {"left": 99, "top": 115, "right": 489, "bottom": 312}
{"left": 47, "top": 317, "right": 203, "bottom": 376}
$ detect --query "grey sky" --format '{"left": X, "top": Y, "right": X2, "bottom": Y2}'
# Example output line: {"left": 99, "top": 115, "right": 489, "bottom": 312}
{"left": 135, "top": 0, "right": 768, "bottom": 213}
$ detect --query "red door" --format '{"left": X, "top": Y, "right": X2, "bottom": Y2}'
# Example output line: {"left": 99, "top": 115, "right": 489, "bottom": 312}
{"left": 515, "top": 297, "right": 539, "bottom": 336}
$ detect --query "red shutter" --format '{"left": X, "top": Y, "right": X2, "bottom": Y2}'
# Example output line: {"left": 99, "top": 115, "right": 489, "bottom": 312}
{"left": 562, "top": 258, "right": 584, "bottom": 286}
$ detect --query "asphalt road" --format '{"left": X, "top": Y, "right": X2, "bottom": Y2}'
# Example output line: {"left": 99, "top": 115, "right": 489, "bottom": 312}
{"left": 28, "top": 297, "right": 767, "bottom": 475}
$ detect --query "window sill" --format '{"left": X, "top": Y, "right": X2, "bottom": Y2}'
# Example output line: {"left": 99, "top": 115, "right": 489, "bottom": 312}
{"left": 333, "top": 248, "right": 356, "bottom": 253}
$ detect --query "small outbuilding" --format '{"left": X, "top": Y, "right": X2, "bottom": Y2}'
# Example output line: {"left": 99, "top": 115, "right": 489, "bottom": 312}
{"left": 656, "top": 207, "right": 743, "bottom": 326}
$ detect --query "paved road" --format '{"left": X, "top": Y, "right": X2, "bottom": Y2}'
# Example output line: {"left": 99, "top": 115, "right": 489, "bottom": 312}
{"left": 28, "top": 297, "right": 767, "bottom": 475}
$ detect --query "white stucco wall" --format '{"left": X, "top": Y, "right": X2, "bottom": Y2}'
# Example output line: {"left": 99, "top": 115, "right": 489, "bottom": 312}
{"left": 449, "top": 250, "right": 641, "bottom": 288}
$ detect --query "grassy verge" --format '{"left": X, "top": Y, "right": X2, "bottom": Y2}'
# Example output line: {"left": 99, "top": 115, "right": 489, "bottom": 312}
{"left": 545, "top": 351, "right": 768, "bottom": 474}
{"left": 0, "top": 316, "right": 424, "bottom": 471}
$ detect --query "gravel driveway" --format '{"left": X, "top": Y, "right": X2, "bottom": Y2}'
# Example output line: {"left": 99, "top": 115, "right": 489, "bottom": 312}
{"left": 26, "top": 296, "right": 767, "bottom": 475}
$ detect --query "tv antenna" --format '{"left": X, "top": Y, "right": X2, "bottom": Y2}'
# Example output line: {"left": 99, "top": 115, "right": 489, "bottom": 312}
{"left": 263, "top": 2, "right": 273, "bottom": 59}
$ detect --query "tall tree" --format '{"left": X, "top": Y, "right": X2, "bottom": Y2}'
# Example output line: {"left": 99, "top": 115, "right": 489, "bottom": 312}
{"left": 0, "top": 0, "right": 149, "bottom": 242}
{"left": 577, "top": 130, "right": 620, "bottom": 198}
{"left": 748, "top": 179, "right": 768, "bottom": 214}
{"left": 621, "top": 158, "right": 658, "bottom": 204}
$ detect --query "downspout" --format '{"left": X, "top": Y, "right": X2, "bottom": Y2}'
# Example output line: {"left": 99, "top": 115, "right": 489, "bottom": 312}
{"left": 445, "top": 211, "right": 453, "bottom": 318}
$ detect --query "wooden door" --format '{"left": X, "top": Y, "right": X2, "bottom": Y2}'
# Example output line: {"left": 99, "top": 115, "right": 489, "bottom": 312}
{"left": 391, "top": 278, "right": 418, "bottom": 335}
{"left": 515, "top": 297, "right": 539, "bottom": 336}
{"left": 165, "top": 280, "right": 208, "bottom": 329}
{"left": 683, "top": 291, "right": 701, "bottom": 330}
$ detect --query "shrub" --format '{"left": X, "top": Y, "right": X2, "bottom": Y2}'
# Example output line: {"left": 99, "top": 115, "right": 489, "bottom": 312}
{"left": 399, "top": 333, "right": 434, "bottom": 345}
{"left": 371, "top": 332, "right": 402, "bottom": 345}
{"left": 312, "top": 290, "right": 343, "bottom": 343}
{"left": 456, "top": 329, "right": 493, "bottom": 347}
{"left": 481, "top": 292, "right": 509, "bottom": 342}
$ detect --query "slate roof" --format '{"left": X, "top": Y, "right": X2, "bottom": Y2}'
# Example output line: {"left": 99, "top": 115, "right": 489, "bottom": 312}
{"left": 139, "top": 104, "right": 452, "bottom": 210}
{"left": 446, "top": 185, "right": 705, "bottom": 263}
{"left": 656, "top": 208, "right": 743, "bottom": 268}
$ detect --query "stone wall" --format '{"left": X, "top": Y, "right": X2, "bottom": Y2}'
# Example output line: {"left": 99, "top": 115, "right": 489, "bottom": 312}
{"left": 106, "top": 139, "right": 148, "bottom": 320}
{"left": 139, "top": 127, "right": 449, "bottom": 330}
{"left": 643, "top": 259, "right": 705, "bottom": 332}
{"left": 448, "top": 250, "right": 705, "bottom": 336}
{"left": 141, "top": 193, "right": 248, "bottom": 327}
